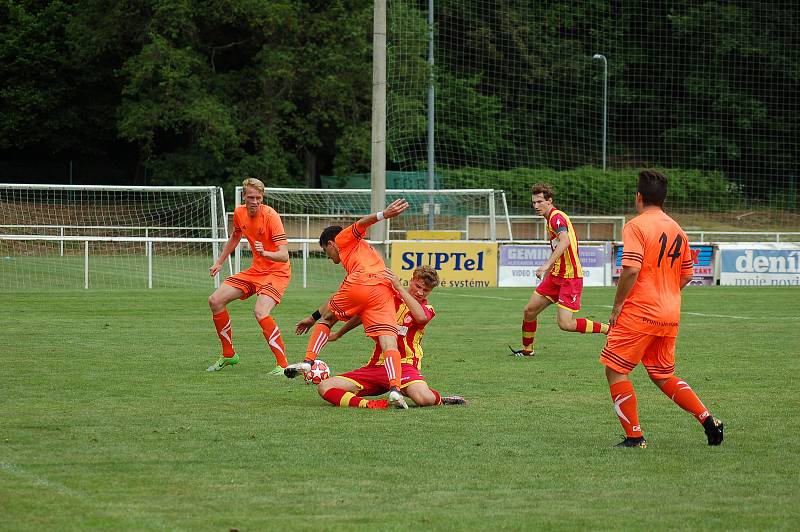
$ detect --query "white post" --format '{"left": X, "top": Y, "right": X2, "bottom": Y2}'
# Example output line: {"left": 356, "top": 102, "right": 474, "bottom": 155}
{"left": 370, "top": 0, "right": 388, "bottom": 256}
{"left": 303, "top": 241, "right": 308, "bottom": 289}
{"left": 147, "top": 241, "right": 153, "bottom": 289}
{"left": 426, "top": 0, "right": 435, "bottom": 230}
{"left": 84, "top": 240, "right": 89, "bottom": 289}
{"left": 210, "top": 188, "right": 220, "bottom": 288}
{"left": 501, "top": 191, "right": 513, "bottom": 241}
{"left": 488, "top": 190, "right": 497, "bottom": 241}
{"left": 60, "top": 226, "right": 64, "bottom": 256}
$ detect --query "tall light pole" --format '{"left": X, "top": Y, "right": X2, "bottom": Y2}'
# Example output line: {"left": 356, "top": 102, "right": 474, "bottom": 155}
{"left": 592, "top": 54, "right": 608, "bottom": 171}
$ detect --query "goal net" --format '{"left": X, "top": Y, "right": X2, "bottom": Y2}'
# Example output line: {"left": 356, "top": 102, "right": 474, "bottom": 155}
{"left": 235, "top": 186, "right": 511, "bottom": 289}
{"left": 0, "top": 185, "right": 227, "bottom": 290}
{"left": 387, "top": 1, "right": 799, "bottom": 231}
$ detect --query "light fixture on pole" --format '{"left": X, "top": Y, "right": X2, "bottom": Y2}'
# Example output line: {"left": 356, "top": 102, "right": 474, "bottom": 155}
{"left": 592, "top": 54, "right": 608, "bottom": 171}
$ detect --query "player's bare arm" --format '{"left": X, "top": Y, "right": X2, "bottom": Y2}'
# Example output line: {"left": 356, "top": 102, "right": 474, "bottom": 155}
{"left": 355, "top": 198, "right": 410, "bottom": 228}
{"left": 610, "top": 265, "right": 640, "bottom": 325}
{"left": 329, "top": 315, "right": 362, "bottom": 342}
{"left": 209, "top": 228, "right": 243, "bottom": 276}
{"left": 679, "top": 274, "right": 693, "bottom": 290}
{"left": 536, "top": 231, "right": 571, "bottom": 279}
{"left": 385, "top": 269, "right": 430, "bottom": 324}
{"left": 295, "top": 303, "right": 334, "bottom": 335}
{"left": 253, "top": 242, "right": 289, "bottom": 263}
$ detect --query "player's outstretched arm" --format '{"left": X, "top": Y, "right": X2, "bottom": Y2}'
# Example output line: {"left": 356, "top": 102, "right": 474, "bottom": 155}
{"left": 355, "top": 198, "right": 409, "bottom": 228}
{"left": 329, "top": 316, "right": 362, "bottom": 342}
{"left": 296, "top": 304, "right": 335, "bottom": 335}
{"left": 254, "top": 242, "right": 289, "bottom": 263}
{"left": 209, "top": 229, "right": 242, "bottom": 277}
{"left": 385, "top": 269, "right": 430, "bottom": 324}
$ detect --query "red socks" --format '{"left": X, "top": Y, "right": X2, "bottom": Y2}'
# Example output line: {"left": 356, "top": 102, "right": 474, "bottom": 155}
{"left": 521, "top": 320, "right": 537, "bottom": 352}
{"left": 258, "top": 316, "right": 288, "bottom": 368}
{"left": 575, "top": 318, "right": 610, "bottom": 334}
{"left": 212, "top": 310, "right": 235, "bottom": 357}
{"left": 609, "top": 380, "right": 642, "bottom": 438}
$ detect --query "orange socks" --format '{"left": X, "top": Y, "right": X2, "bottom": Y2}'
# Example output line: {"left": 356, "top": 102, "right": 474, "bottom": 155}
{"left": 383, "top": 349, "right": 403, "bottom": 389}
{"left": 212, "top": 310, "right": 235, "bottom": 357}
{"left": 305, "top": 323, "right": 331, "bottom": 362}
{"left": 258, "top": 316, "right": 288, "bottom": 368}
{"left": 659, "top": 375, "right": 710, "bottom": 423}
{"left": 575, "top": 318, "right": 610, "bottom": 334}
{"left": 522, "top": 320, "right": 537, "bottom": 352}
{"left": 609, "top": 380, "right": 642, "bottom": 438}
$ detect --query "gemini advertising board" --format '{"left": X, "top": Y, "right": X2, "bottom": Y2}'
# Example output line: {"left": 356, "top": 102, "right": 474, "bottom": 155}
{"left": 498, "top": 244, "right": 612, "bottom": 287}
{"left": 390, "top": 241, "right": 498, "bottom": 287}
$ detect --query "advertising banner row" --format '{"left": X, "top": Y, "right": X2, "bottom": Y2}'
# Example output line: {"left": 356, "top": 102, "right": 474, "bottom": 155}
{"left": 389, "top": 241, "right": 800, "bottom": 287}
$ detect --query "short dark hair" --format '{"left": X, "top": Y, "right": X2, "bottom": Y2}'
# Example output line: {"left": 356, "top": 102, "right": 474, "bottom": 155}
{"left": 638, "top": 170, "right": 668, "bottom": 207}
{"left": 319, "top": 225, "right": 342, "bottom": 248}
{"left": 530, "top": 183, "right": 554, "bottom": 201}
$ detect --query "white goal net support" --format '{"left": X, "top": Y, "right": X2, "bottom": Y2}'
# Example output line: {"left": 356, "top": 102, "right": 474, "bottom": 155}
{"left": 235, "top": 186, "right": 512, "bottom": 289}
{"left": 0, "top": 184, "right": 227, "bottom": 290}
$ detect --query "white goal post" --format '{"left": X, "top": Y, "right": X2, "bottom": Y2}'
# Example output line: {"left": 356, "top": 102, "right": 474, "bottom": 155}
{"left": 0, "top": 184, "right": 228, "bottom": 290}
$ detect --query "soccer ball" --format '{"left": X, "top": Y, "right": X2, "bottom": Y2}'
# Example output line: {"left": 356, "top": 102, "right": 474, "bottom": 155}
{"left": 304, "top": 360, "right": 331, "bottom": 385}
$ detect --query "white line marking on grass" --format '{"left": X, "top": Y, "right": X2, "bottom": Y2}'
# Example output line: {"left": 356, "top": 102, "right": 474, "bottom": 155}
{"left": 437, "top": 292, "right": 517, "bottom": 301}
{"left": 0, "top": 461, "right": 178, "bottom": 530}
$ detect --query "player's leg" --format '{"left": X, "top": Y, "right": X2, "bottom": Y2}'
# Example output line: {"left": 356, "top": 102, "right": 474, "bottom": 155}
{"left": 285, "top": 306, "right": 338, "bottom": 378}
{"left": 376, "top": 334, "right": 407, "bottom": 409}
{"left": 600, "top": 326, "right": 649, "bottom": 447}
{"left": 510, "top": 290, "right": 550, "bottom": 356}
{"left": 206, "top": 282, "right": 246, "bottom": 371}
{"left": 317, "top": 372, "right": 389, "bottom": 409}
{"left": 253, "top": 293, "right": 289, "bottom": 373}
{"left": 404, "top": 381, "right": 441, "bottom": 406}
{"left": 554, "top": 278, "right": 609, "bottom": 334}
{"left": 645, "top": 338, "right": 724, "bottom": 445}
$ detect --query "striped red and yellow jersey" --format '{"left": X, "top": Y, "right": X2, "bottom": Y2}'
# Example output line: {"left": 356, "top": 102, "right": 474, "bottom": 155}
{"left": 366, "top": 293, "right": 435, "bottom": 369}
{"left": 545, "top": 208, "right": 583, "bottom": 279}
{"left": 233, "top": 204, "right": 291, "bottom": 277}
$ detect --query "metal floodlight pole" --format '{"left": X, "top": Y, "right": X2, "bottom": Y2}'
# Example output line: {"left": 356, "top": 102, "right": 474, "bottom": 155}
{"left": 371, "top": 0, "right": 388, "bottom": 254}
{"left": 592, "top": 54, "right": 608, "bottom": 171}
{"left": 426, "top": 0, "right": 435, "bottom": 230}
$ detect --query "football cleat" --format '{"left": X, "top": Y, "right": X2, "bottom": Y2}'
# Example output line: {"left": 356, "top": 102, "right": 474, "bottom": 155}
{"left": 615, "top": 436, "right": 647, "bottom": 448}
{"left": 388, "top": 388, "right": 409, "bottom": 410}
{"left": 442, "top": 395, "right": 468, "bottom": 406}
{"left": 283, "top": 361, "right": 311, "bottom": 379}
{"left": 268, "top": 365, "right": 286, "bottom": 376}
{"left": 703, "top": 416, "right": 724, "bottom": 446}
{"left": 508, "top": 345, "right": 534, "bottom": 357}
{"left": 207, "top": 354, "right": 240, "bottom": 372}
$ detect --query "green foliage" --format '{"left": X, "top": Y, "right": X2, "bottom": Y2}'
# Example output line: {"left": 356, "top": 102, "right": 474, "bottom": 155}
{"left": 442, "top": 166, "right": 739, "bottom": 215}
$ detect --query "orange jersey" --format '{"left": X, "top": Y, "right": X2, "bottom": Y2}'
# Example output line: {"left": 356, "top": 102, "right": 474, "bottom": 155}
{"left": 233, "top": 204, "right": 291, "bottom": 277}
{"left": 367, "top": 294, "right": 435, "bottom": 369}
{"left": 545, "top": 209, "right": 583, "bottom": 278}
{"left": 335, "top": 221, "right": 389, "bottom": 286}
{"left": 616, "top": 209, "right": 693, "bottom": 337}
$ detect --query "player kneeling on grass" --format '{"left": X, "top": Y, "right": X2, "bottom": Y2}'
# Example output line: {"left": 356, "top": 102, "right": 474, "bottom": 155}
{"left": 316, "top": 266, "right": 466, "bottom": 409}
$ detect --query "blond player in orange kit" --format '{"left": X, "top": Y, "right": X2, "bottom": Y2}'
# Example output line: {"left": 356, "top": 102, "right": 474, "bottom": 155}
{"left": 509, "top": 183, "right": 609, "bottom": 357}
{"left": 285, "top": 198, "right": 412, "bottom": 409}
{"left": 601, "top": 170, "right": 724, "bottom": 448}
{"left": 206, "top": 178, "right": 291, "bottom": 375}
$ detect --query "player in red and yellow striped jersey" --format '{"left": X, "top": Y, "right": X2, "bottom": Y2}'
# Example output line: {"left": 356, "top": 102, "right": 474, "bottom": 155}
{"left": 600, "top": 170, "right": 723, "bottom": 448}
{"left": 206, "top": 178, "right": 291, "bottom": 374}
{"left": 315, "top": 266, "right": 466, "bottom": 409}
{"left": 510, "top": 184, "right": 609, "bottom": 357}
{"left": 288, "top": 199, "right": 413, "bottom": 409}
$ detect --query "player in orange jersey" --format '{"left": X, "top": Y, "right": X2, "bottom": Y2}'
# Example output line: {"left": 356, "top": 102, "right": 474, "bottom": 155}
{"left": 600, "top": 170, "right": 724, "bottom": 448}
{"left": 206, "top": 178, "right": 291, "bottom": 375}
{"left": 314, "top": 266, "right": 466, "bottom": 409}
{"left": 509, "top": 183, "right": 609, "bottom": 357}
{"left": 285, "top": 198, "right": 412, "bottom": 409}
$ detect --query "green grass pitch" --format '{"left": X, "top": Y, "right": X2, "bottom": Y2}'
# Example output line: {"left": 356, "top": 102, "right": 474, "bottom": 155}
{"left": 2, "top": 286, "right": 799, "bottom": 530}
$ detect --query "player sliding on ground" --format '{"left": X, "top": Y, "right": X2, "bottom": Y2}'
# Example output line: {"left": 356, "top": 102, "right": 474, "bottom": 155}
{"left": 600, "top": 170, "right": 724, "bottom": 448}
{"left": 206, "top": 178, "right": 291, "bottom": 375}
{"left": 509, "top": 183, "right": 609, "bottom": 357}
{"left": 285, "top": 198, "right": 412, "bottom": 409}
{"left": 315, "top": 266, "right": 466, "bottom": 409}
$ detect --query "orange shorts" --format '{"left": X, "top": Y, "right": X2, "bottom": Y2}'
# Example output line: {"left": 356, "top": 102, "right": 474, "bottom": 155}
{"left": 340, "top": 363, "right": 425, "bottom": 396}
{"left": 600, "top": 322, "right": 676, "bottom": 379}
{"left": 328, "top": 281, "right": 397, "bottom": 338}
{"left": 535, "top": 274, "right": 583, "bottom": 312}
{"left": 224, "top": 268, "right": 290, "bottom": 303}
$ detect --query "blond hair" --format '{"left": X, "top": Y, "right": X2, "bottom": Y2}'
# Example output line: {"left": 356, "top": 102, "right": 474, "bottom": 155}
{"left": 242, "top": 178, "right": 265, "bottom": 194}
